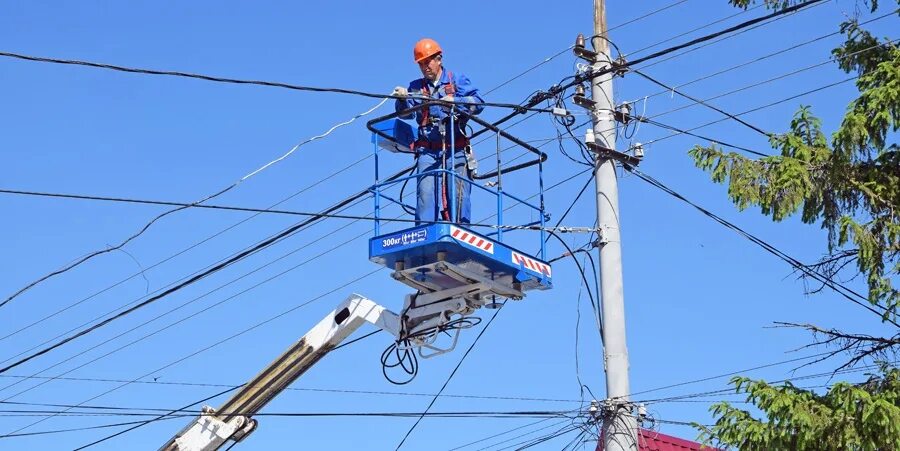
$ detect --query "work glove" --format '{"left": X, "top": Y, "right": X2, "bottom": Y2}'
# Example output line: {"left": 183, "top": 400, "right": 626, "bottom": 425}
{"left": 392, "top": 86, "right": 408, "bottom": 97}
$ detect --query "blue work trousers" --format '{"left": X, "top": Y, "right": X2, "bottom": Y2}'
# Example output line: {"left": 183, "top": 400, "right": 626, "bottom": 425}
{"left": 416, "top": 149, "right": 471, "bottom": 224}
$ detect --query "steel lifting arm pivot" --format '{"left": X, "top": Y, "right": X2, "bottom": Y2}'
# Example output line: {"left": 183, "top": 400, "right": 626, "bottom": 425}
{"left": 159, "top": 294, "right": 401, "bottom": 451}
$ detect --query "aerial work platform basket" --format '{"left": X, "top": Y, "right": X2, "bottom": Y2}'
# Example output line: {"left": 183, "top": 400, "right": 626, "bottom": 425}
{"left": 366, "top": 101, "right": 553, "bottom": 306}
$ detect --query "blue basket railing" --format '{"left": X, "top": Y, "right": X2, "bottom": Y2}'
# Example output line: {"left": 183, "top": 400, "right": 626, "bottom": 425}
{"left": 366, "top": 101, "right": 550, "bottom": 261}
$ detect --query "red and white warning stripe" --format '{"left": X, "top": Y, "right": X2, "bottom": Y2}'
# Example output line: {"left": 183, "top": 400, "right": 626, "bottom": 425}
{"left": 450, "top": 226, "right": 494, "bottom": 254}
{"left": 511, "top": 252, "right": 552, "bottom": 277}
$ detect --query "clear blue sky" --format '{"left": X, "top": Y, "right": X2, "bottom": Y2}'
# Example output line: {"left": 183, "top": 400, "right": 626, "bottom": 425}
{"left": 1, "top": 1, "right": 896, "bottom": 449}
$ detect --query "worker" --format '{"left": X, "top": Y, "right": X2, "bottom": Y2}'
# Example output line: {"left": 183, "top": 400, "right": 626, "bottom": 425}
{"left": 393, "top": 38, "right": 484, "bottom": 224}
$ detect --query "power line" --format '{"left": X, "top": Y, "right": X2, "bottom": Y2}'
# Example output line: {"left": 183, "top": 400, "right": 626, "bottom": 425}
{"left": 1, "top": 268, "right": 384, "bottom": 436}
{"left": 1, "top": 41, "right": 585, "bottom": 349}
{"left": 483, "top": 46, "right": 574, "bottom": 96}
{"left": 569, "top": 40, "right": 897, "bottom": 162}
{"left": 631, "top": 69, "right": 771, "bottom": 137}
{"left": 0, "top": 218, "right": 382, "bottom": 400}
{"left": 0, "top": 147, "right": 445, "bottom": 376}
{"left": 0, "top": 135, "right": 586, "bottom": 388}
{"left": 626, "top": 166, "right": 897, "bottom": 326}
{"left": 636, "top": 116, "right": 770, "bottom": 157}
{"left": 638, "top": 76, "right": 857, "bottom": 150}
{"left": 392, "top": 166, "right": 600, "bottom": 449}
{"left": 636, "top": 360, "right": 898, "bottom": 404}
{"left": 0, "top": 47, "right": 578, "bottom": 377}
{"left": 631, "top": 0, "right": 828, "bottom": 71}
{"left": 0, "top": 152, "right": 372, "bottom": 345}
{"left": 624, "top": 10, "right": 897, "bottom": 106}
{"left": 0, "top": 375, "right": 580, "bottom": 403}
{"left": 1, "top": 2, "right": 836, "bottom": 442}
{"left": 614, "top": 39, "right": 898, "bottom": 158}
{"left": 622, "top": 350, "right": 841, "bottom": 400}
{"left": 72, "top": 385, "right": 240, "bottom": 450}
{"left": 0, "top": 50, "right": 552, "bottom": 114}
{"left": 0, "top": 188, "right": 596, "bottom": 234}
{"left": 623, "top": 0, "right": 828, "bottom": 70}
{"left": 624, "top": 3, "right": 762, "bottom": 56}
{"left": 607, "top": 0, "right": 690, "bottom": 33}
{"left": 2, "top": 126, "right": 586, "bottom": 406}
{"left": 629, "top": 33, "right": 897, "bottom": 130}
{"left": 0, "top": 98, "right": 390, "bottom": 310}
{"left": 0, "top": 404, "right": 571, "bottom": 419}
{"left": 0, "top": 194, "right": 370, "bottom": 369}
{"left": 394, "top": 304, "right": 506, "bottom": 450}
{"left": 0, "top": 417, "right": 185, "bottom": 439}
{"left": 0, "top": 198, "right": 376, "bottom": 376}
{"left": 6, "top": 166, "right": 593, "bottom": 438}
{"left": 473, "top": 0, "right": 831, "bottom": 139}
{"left": 445, "top": 417, "right": 565, "bottom": 450}
{"left": 1, "top": 56, "right": 565, "bottom": 352}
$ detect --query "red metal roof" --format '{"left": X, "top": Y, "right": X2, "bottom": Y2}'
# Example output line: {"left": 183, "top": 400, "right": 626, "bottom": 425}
{"left": 638, "top": 429, "right": 713, "bottom": 451}
{"left": 596, "top": 429, "right": 714, "bottom": 451}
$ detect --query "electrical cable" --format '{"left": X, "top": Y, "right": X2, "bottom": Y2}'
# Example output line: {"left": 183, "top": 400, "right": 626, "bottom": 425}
{"left": 0, "top": 194, "right": 371, "bottom": 370}
{"left": 0, "top": 375, "right": 579, "bottom": 403}
{"left": 0, "top": 212, "right": 383, "bottom": 401}
{"left": 1, "top": 59, "right": 577, "bottom": 373}
{"left": 8, "top": 164, "right": 594, "bottom": 439}
{"left": 631, "top": 69, "right": 771, "bottom": 137}
{"left": 390, "top": 160, "right": 600, "bottom": 447}
{"left": 635, "top": 360, "right": 899, "bottom": 405}
{"left": 0, "top": 63, "right": 572, "bottom": 374}
{"left": 446, "top": 417, "right": 566, "bottom": 450}
{"left": 5, "top": 152, "right": 588, "bottom": 411}
{"left": 631, "top": 0, "right": 828, "bottom": 71}
{"left": 1, "top": 268, "right": 385, "bottom": 437}
{"left": 0, "top": 409, "right": 570, "bottom": 420}
{"left": 606, "top": 0, "right": 690, "bottom": 33}
{"left": 470, "top": 0, "right": 829, "bottom": 141}
{"left": 584, "top": 39, "right": 900, "bottom": 159}
{"left": 1, "top": 43, "right": 587, "bottom": 349}
{"left": 0, "top": 188, "right": 596, "bottom": 234}
{"left": 625, "top": 166, "right": 898, "bottom": 326}
{"left": 0, "top": 192, "right": 385, "bottom": 377}
{"left": 625, "top": 3, "right": 763, "bottom": 57}
{"left": 3, "top": 8, "right": 848, "bottom": 440}
{"left": 479, "top": 0, "right": 687, "bottom": 106}
{"left": 394, "top": 303, "right": 505, "bottom": 450}
{"left": 0, "top": 98, "right": 390, "bottom": 310}
{"left": 71, "top": 385, "right": 240, "bottom": 450}
{"left": 636, "top": 76, "right": 858, "bottom": 151}
{"left": 546, "top": 230, "right": 603, "bottom": 340}
{"left": 636, "top": 116, "right": 771, "bottom": 157}
{"left": 0, "top": 50, "right": 552, "bottom": 114}
{"left": 624, "top": 11, "right": 898, "bottom": 107}
{"left": 0, "top": 417, "right": 185, "bottom": 439}
{"left": 0, "top": 152, "right": 373, "bottom": 345}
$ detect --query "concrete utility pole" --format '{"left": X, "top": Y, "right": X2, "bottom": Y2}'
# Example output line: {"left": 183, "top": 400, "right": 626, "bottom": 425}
{"left": 590, "top": 0, "right": 638, "bottom": 449}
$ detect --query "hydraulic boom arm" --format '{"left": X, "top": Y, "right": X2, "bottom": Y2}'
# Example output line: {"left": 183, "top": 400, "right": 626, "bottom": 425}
{"left": 159, "top": 294, "right": 400, "bottom": 451}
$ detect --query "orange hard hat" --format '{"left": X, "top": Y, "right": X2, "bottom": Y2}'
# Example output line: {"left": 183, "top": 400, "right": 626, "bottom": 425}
{"left": 413, "top": 38, "right": 442, "bottom": 63}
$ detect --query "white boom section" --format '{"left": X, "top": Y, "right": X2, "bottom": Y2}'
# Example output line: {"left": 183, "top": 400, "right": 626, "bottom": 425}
{"left": 159, "top": 294, "right": 400, "bottom": 451}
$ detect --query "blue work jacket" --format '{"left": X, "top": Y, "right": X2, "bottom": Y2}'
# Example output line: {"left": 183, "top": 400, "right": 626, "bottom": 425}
{"left": 395, "top": 68, "right": 485, "bottom": 145}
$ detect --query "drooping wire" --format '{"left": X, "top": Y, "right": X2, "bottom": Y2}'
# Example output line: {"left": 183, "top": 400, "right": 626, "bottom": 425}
{"left": 0, "top": 152, "right": 373, "bottom": 345}
{"left": 625, "top": 166, "right": 897, "bottom": 326}
{"left": 631, "top": 68, "right": 771, "bottom": 137}
{"left": 380, "top": 316, "right": 481, "bottom": 386}
{"left": 0, "top": 97, "right": 390, "bottom": 310}
{"left": 4, "top": 166, "right": 592, "bottom": 435}
{"left": 394, "top": 304, "right": 504, "bottom": 450}
{"left": 72, "top": 385, "right": 241, "bottom": 450}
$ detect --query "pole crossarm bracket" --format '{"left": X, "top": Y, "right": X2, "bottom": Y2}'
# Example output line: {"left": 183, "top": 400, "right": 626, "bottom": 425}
{"left": 585, "top": 142, "right": 642, "bottom": 167}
